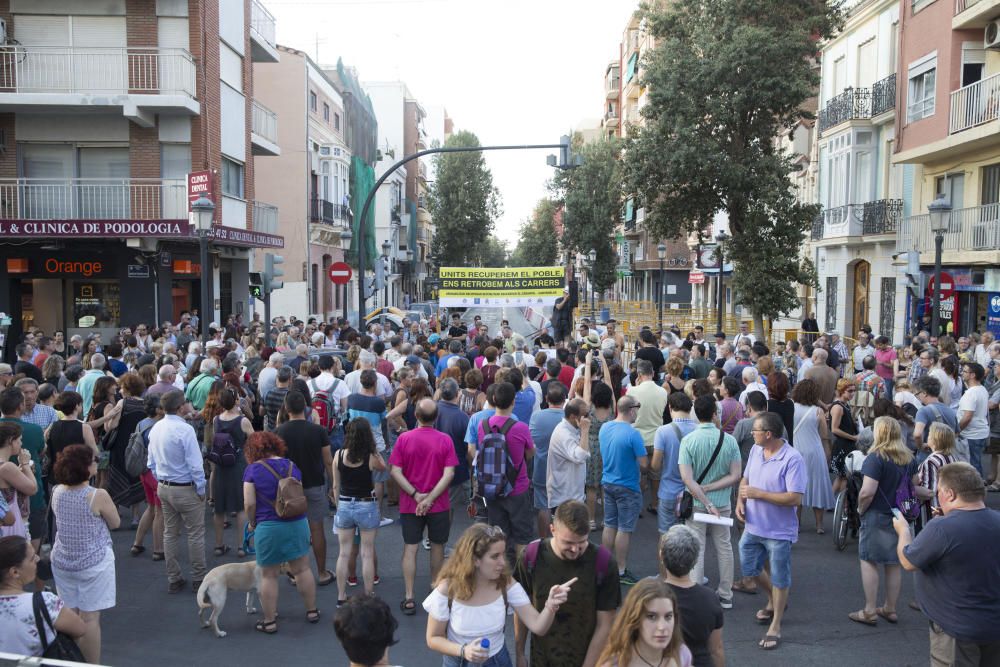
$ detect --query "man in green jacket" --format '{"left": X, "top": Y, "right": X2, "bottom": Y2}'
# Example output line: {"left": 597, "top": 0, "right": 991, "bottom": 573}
{"left": 184, "top": 358, "right": 219, "bottom": 411}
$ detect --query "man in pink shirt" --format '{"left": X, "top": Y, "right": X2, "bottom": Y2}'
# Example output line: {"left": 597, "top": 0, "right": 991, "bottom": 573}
{"left": 389, "top": 398, "right": 458, "bottom": 615}
{"left": 874, "top": 336, "right": 898, "bottom": 398}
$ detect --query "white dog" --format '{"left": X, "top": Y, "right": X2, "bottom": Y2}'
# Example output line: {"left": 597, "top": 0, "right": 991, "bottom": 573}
{"left": 196, "top": 561, "right": 262, "bottom": 638}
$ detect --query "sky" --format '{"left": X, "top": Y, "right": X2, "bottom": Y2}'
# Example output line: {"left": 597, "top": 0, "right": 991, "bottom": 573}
{"left": 266, "top": 0, "right": 637, "bottom": 247}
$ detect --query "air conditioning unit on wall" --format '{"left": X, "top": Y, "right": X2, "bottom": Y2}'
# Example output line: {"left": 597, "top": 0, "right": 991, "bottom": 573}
{"left": 986, "top": 20, "right": 1000, "bottom": 49}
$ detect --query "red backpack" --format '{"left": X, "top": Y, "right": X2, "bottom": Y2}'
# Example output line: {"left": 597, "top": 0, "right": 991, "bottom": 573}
{"left": 309, "top": 378, "right": 342, "bottom": 433}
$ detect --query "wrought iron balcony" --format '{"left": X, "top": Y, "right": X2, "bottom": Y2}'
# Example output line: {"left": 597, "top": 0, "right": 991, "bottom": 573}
{"left": 811, "top": 213, "right": 824, "bottom": 240}
{"left": 862, "top": 198, "right": 903, "bottom": 234}
{"left": 818, "top": 87, "right": 872, "bottom": 132}
{"left": 310, "top": 197, "right": 348, "bottom": 225}
{"left": 871, "top": 74, "right": 896, "bottom": 117}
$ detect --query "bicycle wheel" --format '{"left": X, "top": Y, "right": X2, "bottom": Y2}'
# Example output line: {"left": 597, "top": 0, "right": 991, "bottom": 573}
{"left": 833, "top": 490, "right": 849, "bottom": 551}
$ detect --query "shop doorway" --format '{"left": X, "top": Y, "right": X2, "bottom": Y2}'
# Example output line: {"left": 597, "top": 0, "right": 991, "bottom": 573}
{"left": 171, "top": 280, "right": 193, "bottom": 323}
{"left": 19, "top": 279, "right": 65, "bottom": 335}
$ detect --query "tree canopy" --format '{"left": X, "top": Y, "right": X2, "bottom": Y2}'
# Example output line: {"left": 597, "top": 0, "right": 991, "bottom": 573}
{"left": 511, "top": 199, "right": 559, "bottom": 267}
{"left": 624, "top": 0, "right": 841, "bottom": 332}
{"left": 551, "top": 137, "right": 623, "bottom": 293}
{"left": 427, "top": 130, "right": 503, "bottom": 269}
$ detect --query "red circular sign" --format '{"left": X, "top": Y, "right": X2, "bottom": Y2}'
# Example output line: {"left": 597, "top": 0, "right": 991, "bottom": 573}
{"left": 328, "top": 261, "right": 352, "bottom": 284}
{"left": 927, "top": 272, "right": 955, "bottom": 300}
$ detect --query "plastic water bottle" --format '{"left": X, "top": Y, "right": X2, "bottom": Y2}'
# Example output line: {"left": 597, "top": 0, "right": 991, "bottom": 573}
{"left": 478, "top": 638, "right": 490, "bottom": 663}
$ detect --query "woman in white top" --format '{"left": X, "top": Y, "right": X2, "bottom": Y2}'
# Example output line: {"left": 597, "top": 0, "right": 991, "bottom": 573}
{"left": 0, "top": 535, "right": 86, "bottom": 657}
{"left": 0, "top": 422, "right": 37, "bottom": 540}
{"left": 423, "top": 524, "right": 575, "bottom": 666}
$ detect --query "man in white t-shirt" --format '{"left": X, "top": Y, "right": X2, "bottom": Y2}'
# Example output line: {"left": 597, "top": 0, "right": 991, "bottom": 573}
{"left": 958, "top": 362, "right": 990, "bottom": 477}
{"left": 309, "top": 355, "right": 349, "bottom": 412}
{"left": 345, "top": 350, "right": 392, "bottom": 399}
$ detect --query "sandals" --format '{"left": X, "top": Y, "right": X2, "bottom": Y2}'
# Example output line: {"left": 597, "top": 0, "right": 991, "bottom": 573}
{"left": 255, "top": 619, "right": 277, "bottom": 634}
{"left": 848, "top": 610, "right": 878, "bottom": 626}
{"left": 759, "top": 634, "right": 781, "bottom": 650}
{"left": 732, "top": 580, "right": 758, "bottom": 595}
{"left": 151, "top": 552, "right": 164, "bottom": 561}
{"left": 400, "top": 598, "right": 416, "bottom": 616}
{"left": 876, "top": 607, "right": 898, "bottom": 624}
{"left": 755, "top": 609, "right": 775, "bottom": 625}
{"left": 286, "top": 572, "right": 297, "bottom": 587}
{"left": 129, "top": 544, "right": 145, "bottom": 557}
{"left": 306, "top": 609, "right": 320, "bottom": 624}
{"left": 213, "top": 545, "right": 231, "bottom": 557}
{"left": 317, "top": 570, "right": 336, "bottom": 587}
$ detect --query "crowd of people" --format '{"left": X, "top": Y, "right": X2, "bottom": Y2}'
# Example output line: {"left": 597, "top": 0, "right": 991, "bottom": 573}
{"left": 0, "top": 307, "right": 998, "bottom": 666}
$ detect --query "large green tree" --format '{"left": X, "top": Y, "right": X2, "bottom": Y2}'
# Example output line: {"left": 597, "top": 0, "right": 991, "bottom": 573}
{"left": 551, "top": 137, "right": 623, "bottom": 293}
{"left": 477, "top": 235, "right": 510, "bottom": 267}
{"left": 624, "top": 0, "right": 841, "bottom": 334}
{"left": 511, "top": 199, "right": 559, "bottom": 267}
{"left": 427, "top": 131, "right": 502, "bottom": 269}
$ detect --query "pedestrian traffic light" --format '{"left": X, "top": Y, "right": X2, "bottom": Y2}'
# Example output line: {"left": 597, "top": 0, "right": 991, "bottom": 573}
{"left": 263, "top": 253, "right": 284, "bottom": 293}
{"left": 249, "top": 272, "right": 262, "bottom": 300}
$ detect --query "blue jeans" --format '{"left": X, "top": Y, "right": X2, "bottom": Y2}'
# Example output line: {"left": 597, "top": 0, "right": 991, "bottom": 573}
{"left": 334, "top": 499, "right": 379, "bottom": 531}
{"left": 967, "top": 437, "right": 988, "bottom": 477}
{"left": 602, "top": 483, "right": 641, "bottom": 533}
{"left": 657, "top": 495, "right": 679, "bottom": 534}
{"left": 739, "top": 531, "right": 793, "bottom": 589}
{"left": 442, "top": 644, "right": 512, "bottom": 667}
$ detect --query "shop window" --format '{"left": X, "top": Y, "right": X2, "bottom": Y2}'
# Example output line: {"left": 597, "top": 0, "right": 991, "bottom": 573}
{"left": 70, "top": 281, "right": 120, "bottom": 328}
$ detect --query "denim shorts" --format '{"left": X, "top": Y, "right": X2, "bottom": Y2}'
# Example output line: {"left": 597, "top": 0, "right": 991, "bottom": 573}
{"left": 442, "top": 644, "right": 512, "bottom": 667}
{"left": 739, "top": 531, "right": 793, "bottom": 589}
{"left": 602, "top": 483, "right": 641, "bottom": 533}
{"left": 371, "top": 466, "right": 390, "bottom": 484}
{"left": 657, "top": 495, "right": 679, "bottom": 534}
{"left": 334, "top": 498, "right": 379, "bottom": 531}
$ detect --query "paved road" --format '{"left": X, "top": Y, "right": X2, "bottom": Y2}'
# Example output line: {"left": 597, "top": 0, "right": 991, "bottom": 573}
{"left": 97, "top": 489, "right": 1000, "bottom": 666}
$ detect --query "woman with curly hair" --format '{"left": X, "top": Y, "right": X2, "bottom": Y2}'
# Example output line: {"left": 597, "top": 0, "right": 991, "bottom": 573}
{"left": 243, "top": 431, "right": 317, "bottom": 633}
{"left": 50, "top": 444, "right": 119, "bottom": 663}
{"left": 791, "top": 378, "right": 833, "bottom": 533}
{"left": 598, "top": 578, "right": 691, "bottom": 667}
{"left": 135, "top": 364, "right": 157, "bottom": 391}
{"left": 460, "top": 369, "right": 486, "bottom": 416}
{"left": 41, "top": 354, "right": 65, "bottom": 388}
{"left": 423, "top": 523, "right": 573, "bottom": 666}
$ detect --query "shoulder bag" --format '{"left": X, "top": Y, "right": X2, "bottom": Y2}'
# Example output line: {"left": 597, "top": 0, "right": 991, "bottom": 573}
{"left": 676, "top": 429, "right": 726, "bottom": 521}
{"left": 33, "top": 592, "right": 86, "bottom": 661}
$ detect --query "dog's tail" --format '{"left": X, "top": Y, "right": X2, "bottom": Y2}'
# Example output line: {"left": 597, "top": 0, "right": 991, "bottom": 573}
{"left": 196, "top": 579, "right": 212, "bottom": 609}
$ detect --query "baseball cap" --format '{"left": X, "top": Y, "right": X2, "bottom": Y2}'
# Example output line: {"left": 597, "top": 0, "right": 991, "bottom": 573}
{"left": 406, "top": 354, "right": 421, "bottom": 365}
{"left": 428, "top": 333, "right": 440, "bottom": 344}
{"left": 0, "top": 363, "right": 11, "bottom": 376}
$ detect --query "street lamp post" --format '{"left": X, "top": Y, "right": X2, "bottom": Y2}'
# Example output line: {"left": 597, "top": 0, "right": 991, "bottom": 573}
{"left": 588, "top": 249, "right": 597, "bottom": 314}
{"left": 927, "top": 195, "right": 952, "bottom": 338}
{"left": 340, "top": 228, "right": 353, "bottom": 322}
{"left": 190, "top": 195, "right": 215, "bottom": 344}
{"left": 715, "top": 231, "right": 728, "bottom": 336}
{"left": 381, "top": 239, "right": 391, "bottom": 328}
{"left": 657, "top": 243, "right": 667, "bottom": 334}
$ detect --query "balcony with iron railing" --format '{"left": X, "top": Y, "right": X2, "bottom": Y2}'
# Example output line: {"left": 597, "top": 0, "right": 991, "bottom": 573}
{"left": 250, "top": 0, "right": 279, "bottom": 63}
{"left": 0, "top": 46, "right": 198, "bottom": 112}
{"left": 310, "top": 197, "right": 349, "bottom": 225}
{"left": 252, "top": 201, "right": 278, "bottom": 235}
{"left": 0, "top": 178, "right": 187, "bottom": 221}
{"left": 949, "top": 71, "right": 1000, "bottom": 134}
{"left": 898, "top": 203, "right": 1000, "bottom": 254}
{"left": 871, "top": 73, "right": 896, "bottom": 117}
{"left": 251, "top": 99, "right": 279, "bottom": 156}
{"left": 953, "top": 0, "right": 1000, "bottom": 29}
{"left": 818, "top": 87, "right": 872, "bottom": 133}
{"left": 862, "top": 198, "right": 904, "bottom": 234}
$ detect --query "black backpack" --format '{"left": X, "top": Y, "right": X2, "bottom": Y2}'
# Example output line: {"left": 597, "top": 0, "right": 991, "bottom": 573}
{"left": 206, "top": 417, "right": 238, "bottom": 467}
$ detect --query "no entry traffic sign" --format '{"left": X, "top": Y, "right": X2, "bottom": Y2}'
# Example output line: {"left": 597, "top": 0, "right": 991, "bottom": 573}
{"left": 927, "top": 272, "right": 955, "bottom": 300}
{"left": 328, "top": 261, "right": 352, "bottom": 284}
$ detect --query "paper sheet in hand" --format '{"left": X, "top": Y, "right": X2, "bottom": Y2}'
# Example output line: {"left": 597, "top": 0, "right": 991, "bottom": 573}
{"left": 693, "top": 512, "right": 735, "bottom": 527}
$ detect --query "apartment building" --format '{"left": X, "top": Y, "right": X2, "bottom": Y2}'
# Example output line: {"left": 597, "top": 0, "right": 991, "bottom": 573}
{"left": 0, "top": 0, "right": 282, "bottom": 357}
{"left": 253, "top": 45, "right": 350, "bottom": 322}
{"left": 893, "top": 0, "right": 1000, "bottom": 338}
{"left": 363, "top": 81, "right": 430, "bottom": 307}
{"left": 812, "top": 0, "right": 904, "bottom": 341}
{"left": 613, "top": 12, "right": 694, "bottom": 311}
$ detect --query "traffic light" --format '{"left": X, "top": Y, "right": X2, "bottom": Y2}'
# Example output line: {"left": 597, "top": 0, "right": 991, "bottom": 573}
{"left": 904, "top": 250, "right": 925, "bottom": 297}
{"left": 249, "top": 272, "right": 262, "bottom": 300}
{"left": 263, "top": 253, "right": 284, "bottom": 293}
{"left": 547, "top": 134, "right": 582, "bottom": 170}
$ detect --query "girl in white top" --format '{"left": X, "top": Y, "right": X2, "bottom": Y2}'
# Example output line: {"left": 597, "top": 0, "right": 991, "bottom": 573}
{"left": 423, "top": 524, "right": 575, "bottom": 666}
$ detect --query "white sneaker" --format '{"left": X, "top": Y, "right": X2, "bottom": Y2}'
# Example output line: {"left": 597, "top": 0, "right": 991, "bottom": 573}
{"left": 379, "top": 517, "right": 394, "bottom": 527}
{"left": 422, "top": 537, "right": 431, "bottom": 551}
{"left": 719, "top": 596, "right": 733, "bottom": 610}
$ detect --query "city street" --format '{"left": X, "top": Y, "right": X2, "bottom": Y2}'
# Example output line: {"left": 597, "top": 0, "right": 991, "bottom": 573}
{"left": 97, "top": 494, "right": 992, "bottom": 666}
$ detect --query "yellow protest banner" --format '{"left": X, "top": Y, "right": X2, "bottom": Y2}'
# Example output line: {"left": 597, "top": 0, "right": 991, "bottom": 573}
{"left": 438, "top": 266, "right": 566, "bottom": 307}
